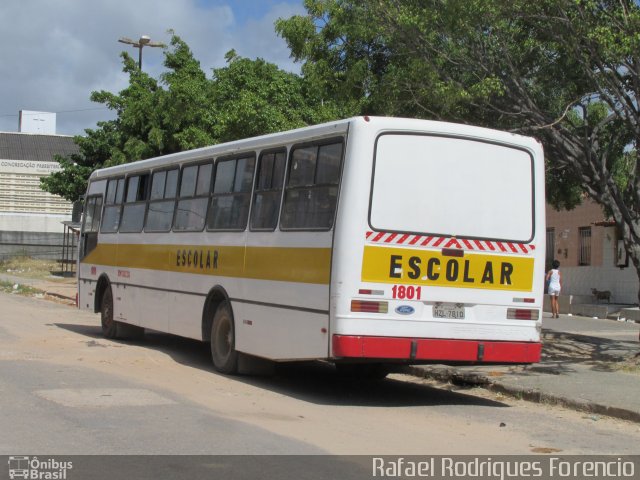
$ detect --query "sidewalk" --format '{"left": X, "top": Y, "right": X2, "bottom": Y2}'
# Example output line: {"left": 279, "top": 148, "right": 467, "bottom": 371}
{"left": 2, "top": 272, "right": 640, "bottom": 422}
{"left": 408, "top": 314, "right": 640, "bottom": 422}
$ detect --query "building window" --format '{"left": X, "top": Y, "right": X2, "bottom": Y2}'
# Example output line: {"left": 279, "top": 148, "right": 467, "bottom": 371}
{"left": 578, "top": 227, "right": 591, "bottom": 266}
{"left": 546, "top": 228, "right": 555, "bottom": 271}
{"left": 616, "top": 238, "right": 629, "bottom": 268}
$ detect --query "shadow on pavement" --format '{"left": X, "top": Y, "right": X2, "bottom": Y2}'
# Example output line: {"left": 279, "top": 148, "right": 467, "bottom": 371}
{"left": 468, "top": 330, "right": 640, "bottom": 380}
{"left": 54, "top": 322, "right": 507, "bottom": 409}
{"left": 535, "top": 330, "right": 638, "bottom": 372}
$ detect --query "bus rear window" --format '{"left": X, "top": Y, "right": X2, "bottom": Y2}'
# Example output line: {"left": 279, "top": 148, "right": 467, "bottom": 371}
{"left": 370, "top": 134, "right": 534, "bottom": 242}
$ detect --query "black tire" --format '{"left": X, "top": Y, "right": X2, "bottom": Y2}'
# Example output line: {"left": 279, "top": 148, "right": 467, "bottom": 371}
{"left": 101, "top": 286, "right": 118, "bottom": 339}
{"left": 100, "top": 286, "right": 144, "bottom": 340}
{"left": 210, "top": 301, "right": 238, "bottom": 374}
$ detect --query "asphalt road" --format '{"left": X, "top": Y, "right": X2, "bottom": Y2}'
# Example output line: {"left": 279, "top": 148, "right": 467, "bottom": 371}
{"left": 1, "top": 292, "right": 639, "bottom": 458}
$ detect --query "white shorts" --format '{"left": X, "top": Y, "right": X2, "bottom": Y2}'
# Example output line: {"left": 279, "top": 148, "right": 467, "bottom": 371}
{"left": 548, "top": 287, "right": 561, "bottom": 296}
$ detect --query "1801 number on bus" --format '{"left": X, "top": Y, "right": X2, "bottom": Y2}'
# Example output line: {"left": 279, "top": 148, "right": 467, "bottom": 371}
{"left": 391, "top": 285, "right": 422, "bottom": 300}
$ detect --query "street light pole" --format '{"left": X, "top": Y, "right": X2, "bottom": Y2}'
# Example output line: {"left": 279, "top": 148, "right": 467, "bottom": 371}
{"left": 118, "top": 35, "right": 165, "bottom": 70}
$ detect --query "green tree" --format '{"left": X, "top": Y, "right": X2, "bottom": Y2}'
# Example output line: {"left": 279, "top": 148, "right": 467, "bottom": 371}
{"left": 42, "top": 34, "right": 211, "bottom": 200}
{"left": 42, "top": 33, "right": 332, "bottom": 202}
{"left": 275, "top": 0, "right": 391, "bottom": 116}
{"left": 209, "top": 49, "right": 336, "bottom": 142}
{"left": 278, "top": 0, "right": 640, "bottom": 302}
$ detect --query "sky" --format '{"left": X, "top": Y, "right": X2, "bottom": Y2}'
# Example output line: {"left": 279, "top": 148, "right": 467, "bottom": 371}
{"left": 0, "top": 0, "right": 306, "bottom": 136}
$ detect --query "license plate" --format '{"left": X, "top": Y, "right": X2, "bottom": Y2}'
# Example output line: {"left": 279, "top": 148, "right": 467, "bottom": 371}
{"left": 433, "top": 303, "right": 465, "bottom": 319}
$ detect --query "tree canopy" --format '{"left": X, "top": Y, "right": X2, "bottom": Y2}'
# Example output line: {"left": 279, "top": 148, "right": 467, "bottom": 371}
{"left": 277, "top": 0, "right": 638, "bottom": 204}
{"left": 277, "top": 0, "right": 640, "bottom": 300}
{"left": 42, "top": 33, "right": 333, "bottom": 201}
{"left": 42, "top": 5, "right": 640, "bottom": 300}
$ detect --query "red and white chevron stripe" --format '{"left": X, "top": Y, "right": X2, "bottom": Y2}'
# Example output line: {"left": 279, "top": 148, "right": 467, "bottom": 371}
{"left": 365, "top": 231, "right": 535, "bottom": 255}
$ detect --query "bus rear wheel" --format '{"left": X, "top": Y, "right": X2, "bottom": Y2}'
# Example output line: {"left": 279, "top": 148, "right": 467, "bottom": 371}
{"left": 210, "top": 301, "right": 238, "bottom": 374}
{"left": 100, "top": 286, "right": 144, "bottom": 340}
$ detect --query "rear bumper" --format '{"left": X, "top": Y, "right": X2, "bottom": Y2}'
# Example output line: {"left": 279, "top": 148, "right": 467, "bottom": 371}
{"left": 332, "top": 334, "right": 541, "bottom": 364}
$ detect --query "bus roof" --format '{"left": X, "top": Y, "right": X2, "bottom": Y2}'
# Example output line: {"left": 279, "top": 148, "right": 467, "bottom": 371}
{"left": 88, "top": 116, "right": 540, "bottom": 181}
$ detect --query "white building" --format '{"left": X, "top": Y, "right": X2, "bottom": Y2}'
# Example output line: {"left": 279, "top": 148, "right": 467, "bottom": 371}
{"left": 0, "top": 130, "right": 79, "bottom": 259}
{"left": 546, "top": 199, "right": 639, "bottom": 306}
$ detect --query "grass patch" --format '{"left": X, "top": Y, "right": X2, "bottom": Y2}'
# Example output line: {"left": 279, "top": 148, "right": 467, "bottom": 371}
{"left": 0, "top": 256, "right": 61, "bottom": 280}
{"left": 0, "top": 280, "right": 44, "bottom": 296}
{"left": 615, "top": 356, "right": 640, "bottom": 374}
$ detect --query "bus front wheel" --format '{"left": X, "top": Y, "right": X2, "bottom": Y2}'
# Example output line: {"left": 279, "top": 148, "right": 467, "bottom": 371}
{"left": 101, "top": 287, "right": 118, "bottom": 338}
{"left": 210, "top": 301, "right": 238, "bottom": 374}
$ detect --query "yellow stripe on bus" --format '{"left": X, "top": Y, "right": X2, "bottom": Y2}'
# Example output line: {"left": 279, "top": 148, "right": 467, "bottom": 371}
{"left": 361, "top": 245, "right": 534, "bottom": 291}
{"left": 83, "top": 244, "right": 331, "bottom": 285}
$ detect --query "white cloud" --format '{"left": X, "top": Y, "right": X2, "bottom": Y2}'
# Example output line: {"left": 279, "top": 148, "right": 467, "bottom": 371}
{"left": 232, "top": 2, "right": 306, "bottom": 73}
{"left": 0, "top": 0, "right": 305, "bottom": 136}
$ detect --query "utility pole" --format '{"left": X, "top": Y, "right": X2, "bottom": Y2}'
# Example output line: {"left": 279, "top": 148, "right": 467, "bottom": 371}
{"left": 118, "top": 35, "right": 165, "bottom": 70}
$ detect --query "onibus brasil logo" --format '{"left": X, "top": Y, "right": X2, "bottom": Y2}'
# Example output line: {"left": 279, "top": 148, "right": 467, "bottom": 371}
{"left": 8, "top": 456, "right": 72, "bottom": 479}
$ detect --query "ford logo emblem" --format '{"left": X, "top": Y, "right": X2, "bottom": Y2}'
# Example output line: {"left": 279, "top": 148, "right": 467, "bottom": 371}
{"left": 395, "top": 305, "right": 415, "bottom": 315}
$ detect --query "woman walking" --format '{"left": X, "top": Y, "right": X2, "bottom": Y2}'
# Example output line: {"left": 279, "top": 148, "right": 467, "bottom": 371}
{"left": 546, "top": 260, "right": 562, "bottom": 318}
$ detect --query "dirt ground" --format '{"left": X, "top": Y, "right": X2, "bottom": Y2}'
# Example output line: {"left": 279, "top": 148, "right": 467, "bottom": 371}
{"left": 0, "top": 256, "right": 77, "bottom": 304}
{"left": 0, "top": 256, "right": 61, "bottom": 279}
{"left": 2, "top": 292, "right": 640, "bottom": 455}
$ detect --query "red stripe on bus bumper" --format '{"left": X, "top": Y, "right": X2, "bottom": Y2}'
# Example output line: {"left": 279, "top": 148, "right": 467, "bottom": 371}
{"left": 332, "top": 335, "right": 541, "bottom": 363}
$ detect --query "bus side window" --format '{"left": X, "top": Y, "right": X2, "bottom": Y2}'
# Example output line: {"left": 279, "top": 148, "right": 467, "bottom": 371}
{"left": 81, "top": 195, "right": 103, "bottom": 258}
{"left": 250, "top": 150, "right": 286, "bottom": 231}
{"left": 173, "top": 163, "right": 212, "bottom": 232}
{"left": 120, "top": 173, "right": 150, "bottom": 233}
{"left": 101, "top": 178, "right": 124, "bottom": 233}
{"left": 280, "top": 141, "right": 343, "bottom": 230}
{"left": 145, "top": 168, "right": 179, "bottom": 232}
{"left": 207, "top": 155, "right": 256, "bottom": 231}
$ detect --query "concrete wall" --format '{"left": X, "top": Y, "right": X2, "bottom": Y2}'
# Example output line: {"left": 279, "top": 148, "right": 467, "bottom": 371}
{"left": 0, "top": 213, "right": 72, "bottom": 260}
{"left": 0, "top": 230, "right": 66, "bottom": 260}
{"left": 546, "top": 200, "right": 639, "bottom": 305}
{"left": 558, "top": 226, "right": 639, "bottom": 304}
{"left": 0, "top": 212, "right": 70, "bottom": 233}
{"left": 546, "top": 200, "right": 606, "bottom": 268}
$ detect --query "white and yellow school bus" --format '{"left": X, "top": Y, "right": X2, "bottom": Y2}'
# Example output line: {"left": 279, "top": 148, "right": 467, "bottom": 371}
{"left": 78, "top": 116, "right": 544, "bottom": 375}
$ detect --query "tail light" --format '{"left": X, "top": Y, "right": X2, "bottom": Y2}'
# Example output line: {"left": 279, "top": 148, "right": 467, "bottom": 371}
{"left": 507, "top": 308, "right": 539, "bottom": 320}
{"left": 351, "top": 300, "right": 388, "bottom": 314}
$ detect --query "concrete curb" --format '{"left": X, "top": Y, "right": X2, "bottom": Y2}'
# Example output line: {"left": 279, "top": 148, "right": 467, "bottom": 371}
{"left": 403, "top": 365, "right": 640, "bottom": 424}
{"left": 0, "top": 274, "right": 76, "bottom": 303}
{"left": 42, "top": 290, "right": 75, "bottom": 302}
